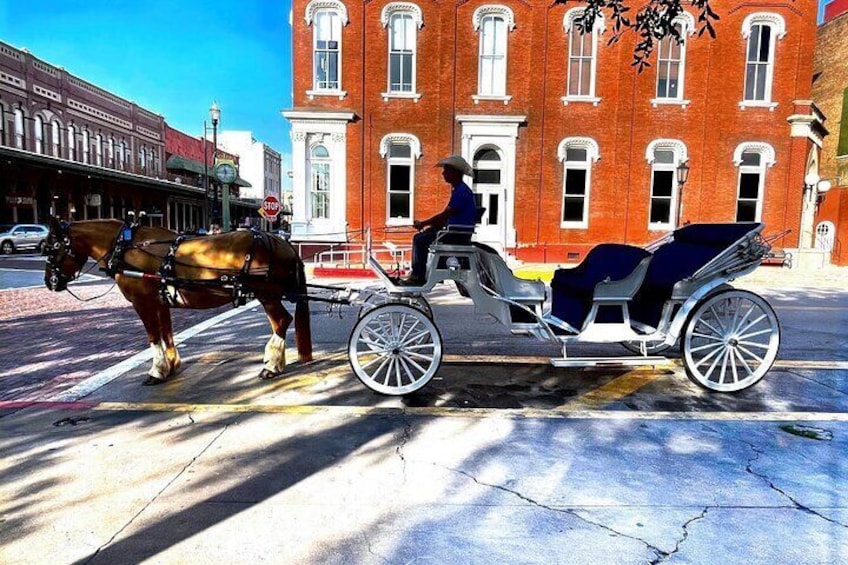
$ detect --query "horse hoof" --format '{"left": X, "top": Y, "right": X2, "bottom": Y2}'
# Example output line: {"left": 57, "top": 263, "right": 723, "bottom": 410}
{"left": 258, "top": 369, "right": 279, "bottom": 380}
{"left": 142, "top": 376, "right": 167, "bottom": 386}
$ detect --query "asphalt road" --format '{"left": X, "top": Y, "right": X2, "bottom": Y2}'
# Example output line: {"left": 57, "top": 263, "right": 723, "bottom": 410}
{"left": 1, "top": 271, "right": 847, "bottom": 564}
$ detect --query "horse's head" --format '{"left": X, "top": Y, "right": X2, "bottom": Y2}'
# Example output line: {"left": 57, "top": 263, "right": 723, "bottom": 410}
{"left": 44, "top": 217, "right": 86, "bottom": 292}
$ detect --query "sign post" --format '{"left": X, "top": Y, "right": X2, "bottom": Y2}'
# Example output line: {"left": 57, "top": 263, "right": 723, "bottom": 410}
{"left": 260, "top": 195, "right": 281, "bottom": 223}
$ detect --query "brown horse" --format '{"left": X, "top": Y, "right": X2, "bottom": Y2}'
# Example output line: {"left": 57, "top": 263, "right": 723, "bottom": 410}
{"left": 43, "top": 217, "right": 312, "bottom": 385}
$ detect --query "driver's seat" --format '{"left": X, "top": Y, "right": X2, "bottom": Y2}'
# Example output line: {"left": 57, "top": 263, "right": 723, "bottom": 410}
{"left": 433, "top": 206, "right": 486, "bottom": 246}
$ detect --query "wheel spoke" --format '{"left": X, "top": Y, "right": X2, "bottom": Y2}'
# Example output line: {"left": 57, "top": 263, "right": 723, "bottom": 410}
{"left": 738, "top": 328, "right": 773, "bottom": 341}
{"left": 401, "top": 330, "right": 431, "bottom": 347}
{"left": 363, "top": 325, "right": 390, "bottom": 346}
{"left": 358, "top": 337, "right": 389, "bottom": 352}
{"left": 403, "top": 343, "right": 436, "bottom": 351}
{"left": 398, "top": 356, "right": 418, "bottom": 382}
{"left": 736, "top": 343, "right": 765, "bottom": 364}
{"left": 690, "top": 341, "right": 724, "bottom": 354}
{"left": 694, "top": 342, "right": 724, "bottom": 368}
{"left": 730, "top": 301, "right": 756, "bottom": 334}
{"left": 394, "top": 357, "right": 403, "bottom": 387}
{"left": 399, "top": 318, "right": 422, "bottom": 344}
{"left": 737, "top": 313, "right": 767, "bottom": 337}
{"left": 358, "top": 353, "right": 387, "bottom": 371}
{"left": 734, "top": 347, "right": 755, "bottom": 377}
{"left": 406, "top": 350, "right": 436, "bottom": 362}
{"left": 702, "top": 348, "right": 726, "bottom": 380}
{"left": 729, "top": 348, "right": 740, "bottom": 384}
{"left": 709, "top": 304, "right": 729, "bottom": 334}
{"left": 695, "top": 318, "right": 724, "bottom": 339}
{"left": 737, "top": 340, "right": 771, "bottom": 350}
{"left": 402, "top": 354, "right": 429, "bottom": 376}
{"left": 692, "top": 332, "right": 723, "bottom": 342}
{"left": 371, "top": 356, "right": 391, "bottom": 384}
{"left": 718, "top": 349, "right": 730, "bottom": 384}
{"left": 382, "top": 357, "right": 396, "bottom": 386}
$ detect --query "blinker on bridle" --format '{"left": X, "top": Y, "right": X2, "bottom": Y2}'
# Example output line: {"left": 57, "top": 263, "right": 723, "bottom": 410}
{"left": 44, "top": 221, "right": 79, "bottom": 291}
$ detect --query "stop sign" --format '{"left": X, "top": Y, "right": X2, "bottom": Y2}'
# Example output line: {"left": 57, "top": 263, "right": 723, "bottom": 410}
{"left": 261, "top": 195, "right": 281, "bottom": 219}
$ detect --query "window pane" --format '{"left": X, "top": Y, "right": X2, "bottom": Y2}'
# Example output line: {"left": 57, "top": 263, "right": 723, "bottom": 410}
{"left": 568, "top": 62, "right": 581, "bottom": 96}
{"left": 563, "top": 198, "right": 585, "bottom": 222}
{"left": 565, "top": 168, "right": 587, "bottom": 195}
{"left": 487, "top": 193, "right": 499, "bottom": 225}
{"left": 758, "top": 26, "right": 771, "bottom": 62}
{"left": 389, "top": 143, "right": 411, "bottom": 158}
{"left": 755, "top": 65, "right": 767, "bottom": 99}
{"left": 747, "top": 27, "right": 760, "bottom": 61}
{"left": 581, "top": 31, "right": 593, "bottom": 55}
{"left": 736, "top": 201, "right": 757, "bottom": 222}
{"left": 480, "top": 58, "right": 493, "bottom": 95}
{"left": 580, "top": 60, "right": 591, "bottom": 96}
{"left": 401, "top": 53, "right": 412, "bottom": 90}
{"left": 481, "top": 18, "right": 495, "bottom": 54}
{"left": 650, "top": 199, "right": 671, "bottom": 223}
{"left": 654, "top": 150, "right": 675, "bottom": 164}
{"left": 745, "top": 64, "right": 757, "bottom": 100}
{"left": 657, "top": 61, "right": 669, "bottom": 98}
{"left": 390, "top": 164, "right": 411, "bottom": 192}
{"left": 474, "top": 169, "right": 501, "bottom": 184}
{"left": 739, "top": 172, "right": 760, "bottom": 199}
{"left": 653, "top": 170, "right": 674, "bottom": 197}
{"left": 740, "top": 151, "right": 760, "bottom": 166}
{"left": 667, "top": 62, "right": 679, "bottom": 97}
{"left": 312, "top": 145, "right": 329, "bottom": 158}
{"left": 565, "top": 147, "right": 587, "bottom": 162}
{"left": 476, "top": 149, "right": 500, "bottom": 161}
{"left": 390, "top": 55, "right": 401, "bottom": 89}
{"left": 389, "top": 193, "right": 410, "bottom": 218}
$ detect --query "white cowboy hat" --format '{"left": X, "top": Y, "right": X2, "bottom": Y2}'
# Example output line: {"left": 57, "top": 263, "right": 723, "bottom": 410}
{"left": 435, "top": 154, "right": 473, "bottom": 176}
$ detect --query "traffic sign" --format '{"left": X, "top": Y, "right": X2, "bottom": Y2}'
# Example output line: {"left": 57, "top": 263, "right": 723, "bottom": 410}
{"left": 261, "top": 195, "right": 281, "bottom": 219}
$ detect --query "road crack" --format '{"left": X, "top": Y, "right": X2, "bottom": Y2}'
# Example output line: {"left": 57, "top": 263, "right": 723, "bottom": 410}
{"left": 745, "top": 442, "right": 848, "bottom": 529}
{"left": 442, "top": 464, "right": 669, "bottom": 561}
{"left": 395, "top": 418, "right": 412, "bottom": 483}
{"left": 782, "top": 369, "right": 848, "bottom": 396}
{"left": 649, "top": 507, "right": 709, "bottom": 564}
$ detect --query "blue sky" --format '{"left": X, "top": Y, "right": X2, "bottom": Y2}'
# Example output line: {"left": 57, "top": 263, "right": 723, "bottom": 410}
{"left": 0, "top": 0, "right": 833, "bottom": 169}
{"left": 0, "top": 0, "right": 293, "bottom": 166}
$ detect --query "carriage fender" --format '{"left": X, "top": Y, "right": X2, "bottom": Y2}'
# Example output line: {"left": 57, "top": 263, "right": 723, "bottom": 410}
{"left": 664, "top": 281, "right": 734, "bottom": 344}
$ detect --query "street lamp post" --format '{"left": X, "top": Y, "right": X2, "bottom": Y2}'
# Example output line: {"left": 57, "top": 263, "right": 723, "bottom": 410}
{"left": 210, "top": 101, "right": 220, "bottom": 227}
{"left": 676, "top": 160, "right": 690, "bottom": 227}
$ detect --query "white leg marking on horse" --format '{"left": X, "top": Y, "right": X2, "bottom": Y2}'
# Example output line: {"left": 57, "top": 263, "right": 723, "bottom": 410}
{"left": 149, "top": 342, "right": 169, "bottom": 380}
{"left": 263, "top": 333, "right": 287, "bottom": 374}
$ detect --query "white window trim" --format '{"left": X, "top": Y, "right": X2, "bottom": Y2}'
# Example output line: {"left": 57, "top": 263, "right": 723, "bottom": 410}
{"left": 645, "top": 139, "right": 687, "bottom": 231}
{"left": 384, "top": 10, "right": 420, "bottom": 98}
{"left": 653, "top": 16, "right": 693, "bottom": 105}
{"left": 741, "top": 14, "right": 785, "bottom": 107}
{"left": 13, "top": 108, "right": 24, "bottom": 149}
{"left": 733, "top": 142, "right": 776, "bottom": 168}
{"left": 381, "top": 134, "right": 420, "bottom": 226}
{"left": 558, "top": 137, "right": 600, "bottom": 229}
{"left": 309, "top": 143, "right": 332, "bottom": 221}
{"left": 306, "top": 3, "right": 348, "bottom": 99}
{"left": 474, "top": 7, "right": 515, "bottom": 99}
{"left": 563, "top": 8, "right": 605, "bottom": 104}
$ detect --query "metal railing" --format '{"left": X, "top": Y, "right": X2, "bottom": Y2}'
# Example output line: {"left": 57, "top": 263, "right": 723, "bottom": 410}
{"left": 305, "top": 241, "right": 410, "bottom": 268}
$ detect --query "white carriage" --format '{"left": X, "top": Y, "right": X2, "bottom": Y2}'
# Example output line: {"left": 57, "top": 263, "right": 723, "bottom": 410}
{"left": 342, "top": 222, "right": 782, "bottom": 396}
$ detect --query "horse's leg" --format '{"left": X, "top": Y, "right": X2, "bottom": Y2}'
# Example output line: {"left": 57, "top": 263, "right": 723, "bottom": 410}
{"left": 258, "top": 299, "right": 292, "bottom": 380}
{"left": 158, "top": 306, "right": 181, "bottom": 377}
{"left": 129, "top": 297, "right": 171, "bottom": 385}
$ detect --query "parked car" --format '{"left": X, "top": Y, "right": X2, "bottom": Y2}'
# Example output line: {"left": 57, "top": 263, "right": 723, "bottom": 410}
{"left": 0, "top": 224, "right": 49, "bottom": 254}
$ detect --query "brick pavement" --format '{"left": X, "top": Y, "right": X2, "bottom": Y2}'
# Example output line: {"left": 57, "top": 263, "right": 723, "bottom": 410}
{"left": 0, "top": 281, "right": 229, "bottom": 401}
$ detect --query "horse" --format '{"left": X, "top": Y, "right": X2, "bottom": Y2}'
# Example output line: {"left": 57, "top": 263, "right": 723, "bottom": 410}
{"left": 43, "top": 216, "right": 312, "bottom": 385}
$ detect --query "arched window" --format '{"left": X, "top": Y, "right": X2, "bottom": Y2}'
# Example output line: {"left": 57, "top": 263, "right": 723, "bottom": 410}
{"left": 150, "top": 149, "right": 158, "bottom": 174}
{"left": 34, "top": 115, "right": 45, "bottom": 154}
{"left": 107, "top": 136, "right": 115, "bottom": 167}
{"left": 742, "top": 13, "right": 785, "bottom": 105}
{"left": 477, "top": 14, "right": 508, "bottom": 97}
{"left": 118, "top": 140, "right": 127, "bottom": 170}
{"left": 51, "top": 121, "right": 62, "bottom": 157}
{"left": 563, "top": 8, "right": 604, "bottom": 103}
{"left": 309, "top": 4, "right": 345, "bottom": 93}
{"left": 388, "top": 13, "right": 416, "bottom": 93}
{"left": 310, "top": 144, "right": 331, "bottom": 219}
{"left": 82, "top": 128, "right": 90, "bottom": 164}
{"left": 558, "top": 137, "right": 600, "bottom": 228}
{"left": 0, "top": 103, "right": 6, "bottom": 146}
{"left": 655, "top": 15, "right": 694, "bottom": 102}
{"left": 815, "top": 221, "right": 835, "bottom": 252}
{"left": 139, "top": 147, "right": 147, "bottom": 171}
{"left": 646, "top": 139, "right": 688, "bottom": 230}
{"left": 67, "top": 124, "right": 77, "bottom": 160}
{"left": 380, "top": 134, "right": 420, "bottom": 223}
{"left": 13, "top": 108, "right": 25, "bottom": 149}
{"left": 733, "top": 142, "right": 775, "bottom": 222}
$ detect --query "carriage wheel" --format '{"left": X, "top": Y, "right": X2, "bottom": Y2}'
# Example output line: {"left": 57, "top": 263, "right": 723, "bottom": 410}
{"left": 681, "top": 289, "right": 779, "bottom": 392}
{"left": 349, "top": 304, "right": 442, "bottom": 395}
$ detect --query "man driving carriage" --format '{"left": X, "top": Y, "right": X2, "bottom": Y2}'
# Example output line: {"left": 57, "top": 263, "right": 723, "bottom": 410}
{"left": 399, "top": 154, "right": 478, "bottom": 286}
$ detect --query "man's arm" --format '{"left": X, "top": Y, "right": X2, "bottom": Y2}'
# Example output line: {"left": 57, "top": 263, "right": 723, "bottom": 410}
{"left": 414, "top": 206, "right": 452, "bottom": 231}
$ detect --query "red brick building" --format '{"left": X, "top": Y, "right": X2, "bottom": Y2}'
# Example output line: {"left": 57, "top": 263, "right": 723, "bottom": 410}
{"left": 285, "top": 0, "right": 824, "bottom": 263}
{"left": 812, "top": 0, "right": 848, "bottom": 265}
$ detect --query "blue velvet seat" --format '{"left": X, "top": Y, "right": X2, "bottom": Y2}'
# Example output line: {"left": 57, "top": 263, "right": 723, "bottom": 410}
{"left": 551, "top": 244, "right": 651, "bottom": 331}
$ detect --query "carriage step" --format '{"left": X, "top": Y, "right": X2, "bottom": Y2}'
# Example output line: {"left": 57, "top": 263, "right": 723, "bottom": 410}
{"left": 549, "top": 356, "right": 672, "bottom": 368}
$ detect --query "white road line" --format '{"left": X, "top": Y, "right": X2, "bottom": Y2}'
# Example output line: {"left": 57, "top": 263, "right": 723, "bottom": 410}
{"left": 51, "top": 299, "right": 260, "bottom": 402}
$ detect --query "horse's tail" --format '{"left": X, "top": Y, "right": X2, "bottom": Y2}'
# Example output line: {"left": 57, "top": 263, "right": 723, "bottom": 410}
{"left": 294, "top": 255, "right": 313, "bottom": 363}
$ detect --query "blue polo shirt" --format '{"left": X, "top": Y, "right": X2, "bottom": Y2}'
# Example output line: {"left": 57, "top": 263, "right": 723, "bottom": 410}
{"left": 447, "top": 182, "right": 477, "bottom": 227}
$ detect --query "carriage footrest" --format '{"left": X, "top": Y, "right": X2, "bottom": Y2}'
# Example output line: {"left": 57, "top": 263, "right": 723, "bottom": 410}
{"left": 549, "top": 356, "right": 672, "bottom": 368}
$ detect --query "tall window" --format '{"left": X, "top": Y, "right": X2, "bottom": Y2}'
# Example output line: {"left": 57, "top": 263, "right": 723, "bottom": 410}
{"left": 478, "top": 15, "right": 507, "bottom": 96}
{"left": 567, "top": 24, "right": 596, "bottom": 97}
{"left": 51, "top": 121, "right": 62, "bottom": 157}
{"left": 0, "top": 104, "right": 5, "bottom": 145}
{"left": 388, "top": 13, "right": 415, "bottom": 93}
{"left": 139, "top": 147, "right": 147, "bottom": 172}
{"left": 13, "top": 108, "right": 24, "bottom": 149}
{"left": 736, "top": 151, "right": 765, "bottom": 221}
{"left": 118, "top": 140, "right": 126, "bottom": 170}
{"left": 310, "top": 144, "right": 331, "bottom": 219}
{"left": 559, "top": 140, "right": 597, "bottom": 228}
{"left": 108, "top": 137, "right": 114, "bottom": 167}
{"left": 82, "top": 129, "right": 90, "bottom": 164}
{"left": 34, "top": 115, "right": 44, "bottom": 154}
{"left": 744, "top": 24, "right": 774, "bottom": 102}
{"left": 313, "top": 11, "right": 341, "bottom": 91}
{"left": 386, "top": 142, "right": 414, "bottom": 222}
{"left": 95, "top": 133, "right": 103, "bottom": 166}
{"left": 67, "top": 125, "right": 76, "bottom": 160}
{"left": 656, "top": 23, "right": 686, "bottom": 100}
{"left": 649, "top": 149, "right": 678, "bottom": 229}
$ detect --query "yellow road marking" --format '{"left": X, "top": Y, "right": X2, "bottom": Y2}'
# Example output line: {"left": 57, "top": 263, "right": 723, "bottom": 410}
{"left": 88, "top": 401, "right": 848, "bottom": 421}
{"left": 559, "top": 369, "right": 665, "bottom": 410}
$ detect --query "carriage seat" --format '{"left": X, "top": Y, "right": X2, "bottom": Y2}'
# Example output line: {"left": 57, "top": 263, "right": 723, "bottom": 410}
{"left": 630, "top": 222, "right": 760, "bottom": 328}
{"left": 433, "top": 206, "right": 487, "bottom": 247}
{"left": 551, "top": 244, "right": 652, "bottom": 331}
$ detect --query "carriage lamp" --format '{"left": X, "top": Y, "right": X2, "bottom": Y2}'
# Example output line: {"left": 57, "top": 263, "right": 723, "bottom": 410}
{"left": 675, "top": 161, "right": 690, "bottom": 226}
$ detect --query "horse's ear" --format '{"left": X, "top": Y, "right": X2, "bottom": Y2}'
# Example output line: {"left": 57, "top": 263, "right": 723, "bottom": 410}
{"left": 48, "top": 216, "right": 61, "bottom": 231}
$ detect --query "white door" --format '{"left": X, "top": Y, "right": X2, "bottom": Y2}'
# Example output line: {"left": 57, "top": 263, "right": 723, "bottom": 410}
{"left": 472, "top": 147, "right": 506, "bottom": 247}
